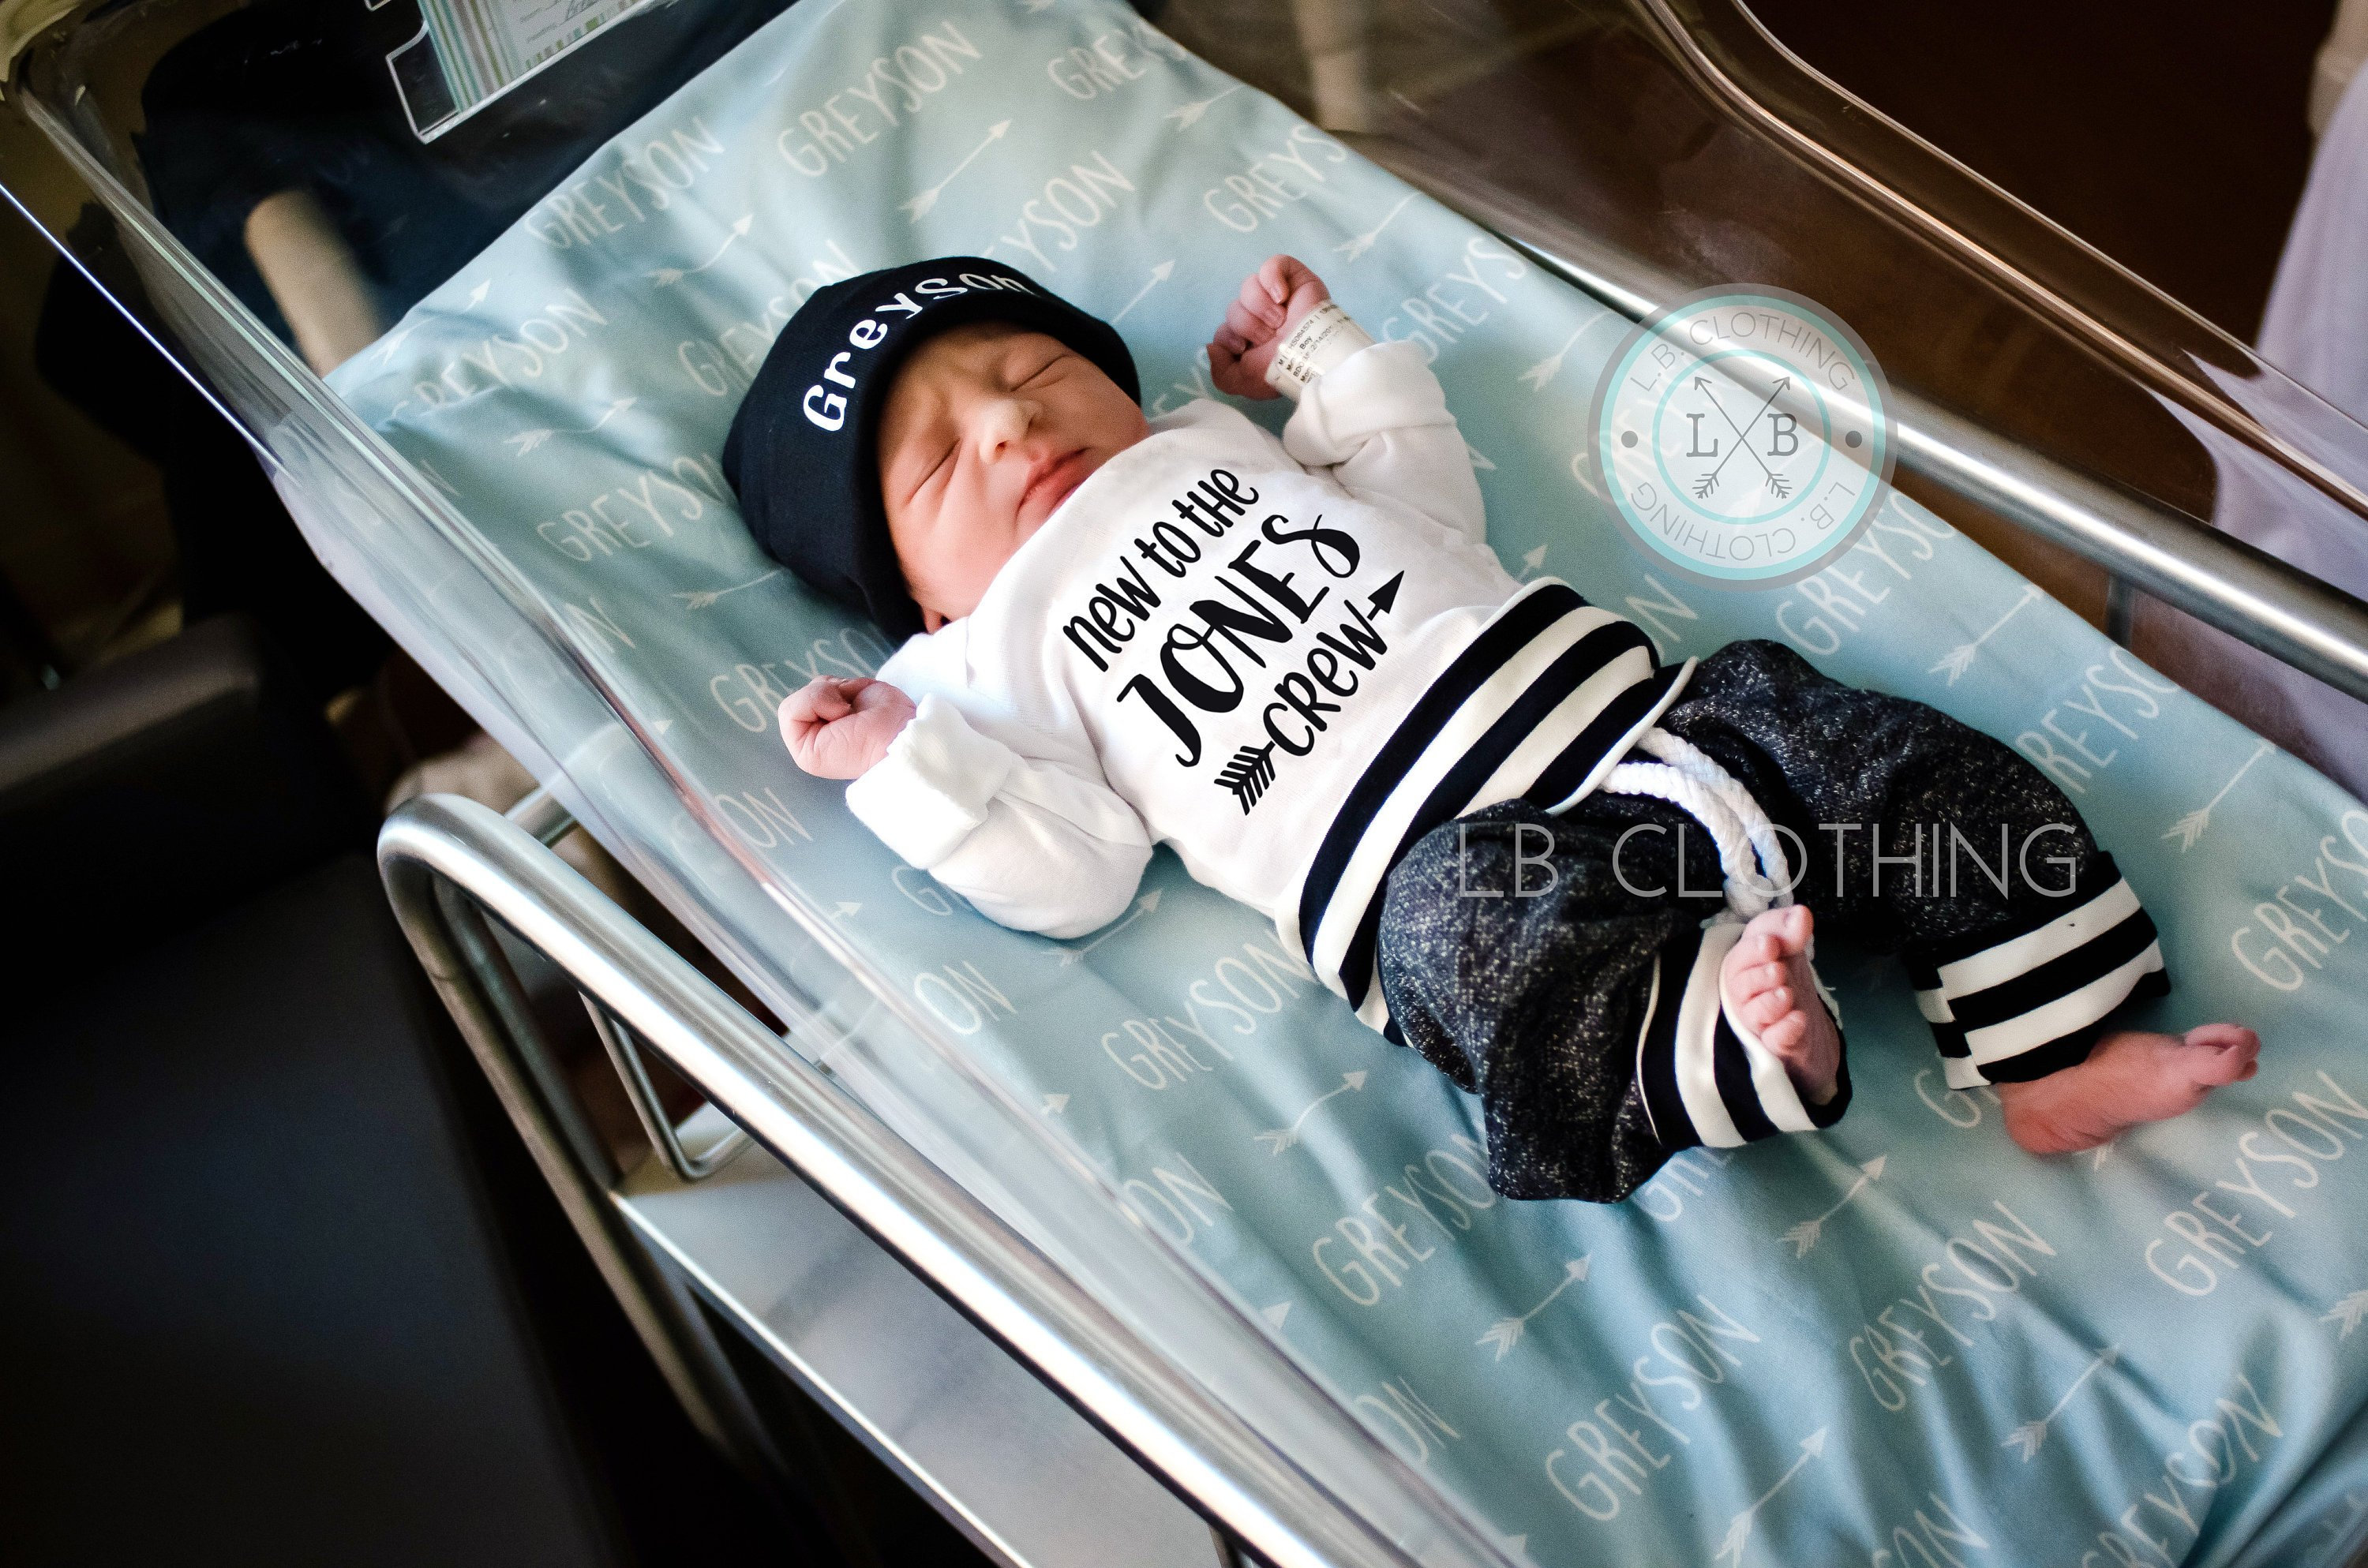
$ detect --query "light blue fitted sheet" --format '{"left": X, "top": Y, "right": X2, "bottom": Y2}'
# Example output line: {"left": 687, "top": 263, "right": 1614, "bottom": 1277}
{"left": 327, "top": 2, "right": 2368, "bottom": 1560}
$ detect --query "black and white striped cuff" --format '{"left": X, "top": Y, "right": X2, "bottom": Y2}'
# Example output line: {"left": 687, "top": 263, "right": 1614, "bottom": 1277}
{"left": 1909, "top": 858, "right": 2168, "bottom": 1087}
{"left": 1636, "top": 920, "right": 1850, "bottom": 1151}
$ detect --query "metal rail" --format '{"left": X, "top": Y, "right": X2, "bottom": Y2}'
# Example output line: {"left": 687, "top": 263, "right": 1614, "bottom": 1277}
{"left": 1641, "top": 0, "right": 2368, "bottom": 533}
{"left": 1358, "top": 139, "right": 2368, "bottom": 708}
{"left": 378, "top": 791, "right": 1501, "bottom": 1568}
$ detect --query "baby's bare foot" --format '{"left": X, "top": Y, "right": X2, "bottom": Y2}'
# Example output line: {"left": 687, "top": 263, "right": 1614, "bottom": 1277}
{"left": 1720, "top": 905, "right": 1841, "bottom": 1105}
{"left": 1998, "top": 1025, "right": 2261, "bottom": 1155}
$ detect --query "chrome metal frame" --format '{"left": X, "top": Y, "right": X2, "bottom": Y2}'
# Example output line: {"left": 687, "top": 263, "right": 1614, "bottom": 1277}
{"left": 1358, "top": 139, "right": 2368, "bottom": 706}
{"left": 507, "top": 788, "right": 755, "bottom": 1184}
{"left": 378, "top": 790, "right": 1512, "bottom": 1568}
{"left": 379, "top": 799, "right": 782, "bottom": 1484}
{"left": 585, "top": 1004, "right": 750, "bottom": 1182}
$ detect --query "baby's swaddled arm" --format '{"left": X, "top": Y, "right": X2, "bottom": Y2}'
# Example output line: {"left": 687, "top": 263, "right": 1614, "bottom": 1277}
{"left": 1209, "top": 256, "right": 1487, "bottom": 548}
{"left": 784, "top": 675, "right": 1152, "bottom": 940}
{"left": 1285, "top": 342, "right": 1488, "bottom": 548}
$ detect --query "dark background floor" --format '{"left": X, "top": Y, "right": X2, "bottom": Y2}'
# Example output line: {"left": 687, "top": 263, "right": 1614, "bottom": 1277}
{"left": 1748, "top": 0, "right": 2335, "bottom": 343}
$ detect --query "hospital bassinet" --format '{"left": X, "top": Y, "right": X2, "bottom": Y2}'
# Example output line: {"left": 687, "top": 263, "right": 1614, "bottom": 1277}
{"left": 8, "top": 1, "right": 2368, "bottom": 1562}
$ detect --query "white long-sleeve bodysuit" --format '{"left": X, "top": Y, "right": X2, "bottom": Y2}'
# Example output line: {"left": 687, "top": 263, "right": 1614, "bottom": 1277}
{"left": 834, "top": 338, "right": 1690, "bottom": 1031}
{"left": 817, "top": 331, "right": 2170, "bottom": 1200}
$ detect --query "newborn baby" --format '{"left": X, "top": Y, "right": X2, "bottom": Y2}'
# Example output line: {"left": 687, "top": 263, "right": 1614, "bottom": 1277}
{"left": 721, "top": 253, "right": 2257, "bottom": 1202}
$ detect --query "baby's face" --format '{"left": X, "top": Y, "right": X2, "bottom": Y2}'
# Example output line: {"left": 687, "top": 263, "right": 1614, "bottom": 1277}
{"left": 879, "top": 322, "right": 1148, "bottom": 631}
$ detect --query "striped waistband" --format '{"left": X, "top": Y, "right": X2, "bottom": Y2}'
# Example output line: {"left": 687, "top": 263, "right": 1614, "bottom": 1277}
{"left": 1288, "top": 578, "right": 1690, "bottom": 1030}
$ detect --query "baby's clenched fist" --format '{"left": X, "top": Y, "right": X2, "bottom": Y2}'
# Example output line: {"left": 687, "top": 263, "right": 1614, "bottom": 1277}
{"left": 780, "top": 676, "right": 915, "bottom": 779}
{"left": 1208, "top": 253, "right": 1332, "bottom": 399}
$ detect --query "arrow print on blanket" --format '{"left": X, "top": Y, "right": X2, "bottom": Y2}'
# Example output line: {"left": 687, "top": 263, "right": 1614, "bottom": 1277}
{"left": 1517, "top": 324, "right": 1590, "bottom": 392}
{"left": 1110, "top": 260, "right": 1175, "bottom": 324}
{"left": 1040, "top": 1092, "right": 1070, "bottom": 1116}
{"left": 1780, "top": 1154, "right": 1886, "bottom": 1257}
{"left": 902, "top": 120, "right": 1011, "bottom": 223}
{"left": 1261, "top": 1300, "right": 1292, "bottom": 1330}
{"left": 1255, "top": 1071, "right": 1367, "bottom": 1154}
{"left": 1335, "top": 192, "right": 1416, "bottom": 262}
{"left": 1713, "top": 1428, "right": 1826, "bottom": 1566}
{"left": 649, "top": 215, "right": 754, "bottom": 288}
{"left": 384, "top": 275, "right": 491, "bottom": 361}
{"left": 509, "top": 397, "right": 637, "bottom": 456}
{"left": 674, "top": 567, "right": 785, "bottom": 610}
{"left": 1514, "top": 544, "right": 1547, "bottom": 578}
{"left": 1929, "top": 583, "right": 2041, "bottom": 685}
{"left": 2164, "top": 738, "right": 2272, "bottom": 851}
{"left": 1055, "top": 889, "right": 1161, "bottom": 964}
{"left": 2001, "top": 1345, "right": 2119, "bottom": 1460}
{"left": 1476, "top": 1257, "right": 1591, "bottom": 1360}
{"left": 1167, "top": 83, "right": 1241, "bottom": 129}
{"left": 2325, "top": 1289, "right": 2368, "bottom": 1339}
{"left": 375, "top": 320, "right": 423, "bottom": 365}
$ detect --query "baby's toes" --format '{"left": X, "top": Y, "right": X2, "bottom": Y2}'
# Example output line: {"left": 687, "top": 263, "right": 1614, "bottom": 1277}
{"left": 1740, "top": 986, "right": 1793, "bottom": 1033}
{"left": 1759, "top": 1009, "right": 1807, "bottom": 1054}
{"left": 2187, "top": 1038, "right": 2260, "bottom": 1088}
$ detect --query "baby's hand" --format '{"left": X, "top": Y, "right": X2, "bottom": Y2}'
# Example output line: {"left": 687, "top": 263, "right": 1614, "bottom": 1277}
{"left": 780, "top": 677, "right": 916, "bottom": 779}
{"left": 1208, "top": 254, "right": 1332, "bottom": 399}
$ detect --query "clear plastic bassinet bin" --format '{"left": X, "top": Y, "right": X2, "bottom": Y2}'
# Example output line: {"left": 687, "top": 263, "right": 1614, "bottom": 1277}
{"left": 8, "top": 2, "right": 2368, "bottom": 1565}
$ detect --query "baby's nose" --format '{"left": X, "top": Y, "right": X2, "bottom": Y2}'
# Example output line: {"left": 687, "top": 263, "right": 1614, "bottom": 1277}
{"left": 979, "top": 395, "right": 1038, "bottom": 456}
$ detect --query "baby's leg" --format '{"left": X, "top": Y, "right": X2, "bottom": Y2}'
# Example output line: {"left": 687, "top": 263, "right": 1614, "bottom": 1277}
{"left": 1377, "top": 799, "right": 1849, "bottom": 1204}
{"left": 1658, "top": 640, "right": 2257, "bottom": 1151}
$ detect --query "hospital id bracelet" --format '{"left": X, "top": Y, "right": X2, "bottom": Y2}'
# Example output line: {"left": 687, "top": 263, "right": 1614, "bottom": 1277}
{"left": 1264, "top": 299, "right": 1375, "bottom": 400}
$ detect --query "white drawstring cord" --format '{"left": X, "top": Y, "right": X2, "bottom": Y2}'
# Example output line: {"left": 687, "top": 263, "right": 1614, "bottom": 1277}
{"left": 1600, "top": 727, "right": 1794, "bottom": 922}
{"left": 1638, "top": 728, "right": 1796, "bottom": 910}
{"left": 1599, "top": 727, "right": 1839, "bottom": 1024}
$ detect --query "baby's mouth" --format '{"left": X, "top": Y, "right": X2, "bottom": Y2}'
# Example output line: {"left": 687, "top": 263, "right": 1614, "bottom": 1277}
{"left": 1022, "top": 448, "right": 1092, "bottom": 520}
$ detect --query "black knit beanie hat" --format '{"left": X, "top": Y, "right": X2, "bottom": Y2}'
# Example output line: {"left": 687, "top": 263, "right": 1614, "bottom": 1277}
{"left": 721, "top": 257, "right": 1140, "bottom": 643}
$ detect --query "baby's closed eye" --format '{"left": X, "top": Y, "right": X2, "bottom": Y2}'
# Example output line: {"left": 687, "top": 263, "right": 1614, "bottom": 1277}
{"left": 905, "top": 443, "right": 954, "bottom": 502}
